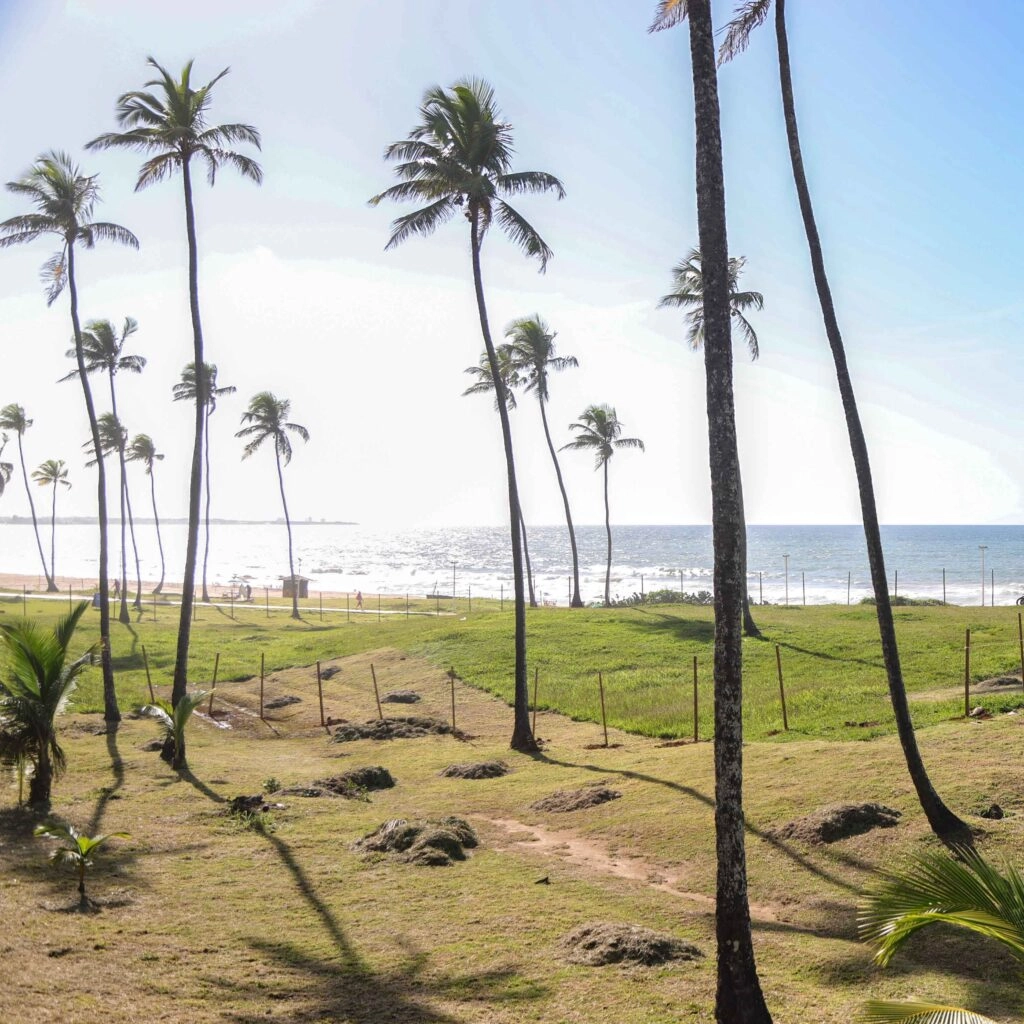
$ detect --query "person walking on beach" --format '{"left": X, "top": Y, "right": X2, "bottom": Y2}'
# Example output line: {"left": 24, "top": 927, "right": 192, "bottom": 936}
{"left": 355, "top": 589, "right": 363, "bottom": 611}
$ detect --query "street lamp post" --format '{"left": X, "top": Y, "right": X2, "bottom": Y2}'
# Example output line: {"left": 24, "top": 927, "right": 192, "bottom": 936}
{"left": 784, "top": 553, "right": 790, "bottom": 607}
{"left": 979, "top": 545, "right": 987, "bottom": 607}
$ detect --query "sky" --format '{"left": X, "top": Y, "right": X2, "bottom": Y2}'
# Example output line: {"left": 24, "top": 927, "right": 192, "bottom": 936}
{"left": 1, "top": 0, "right": 1023, "bottom": 530}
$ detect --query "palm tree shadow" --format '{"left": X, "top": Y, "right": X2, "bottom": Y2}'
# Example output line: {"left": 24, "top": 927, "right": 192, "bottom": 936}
{"left": 774, "top": 640, "right": 883, "bottom": 670}
{"left": 533, "top": 751, "right": 873, "bottom": 895}
{"left": 111, "top": 621, "right": 140, "bottom": 666}
{"left": 620, "top": 608, "right": 716, "bottom": 644}
{"left": 87, "top": 724, "right": 126, "bottom": 834}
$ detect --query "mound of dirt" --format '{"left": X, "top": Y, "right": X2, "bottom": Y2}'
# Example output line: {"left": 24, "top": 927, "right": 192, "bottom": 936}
{"left": 974, "top": 675, "right": 1022, "bottom": 693}
{"left": 229, "top": 794, "right": 271, "bottom": 815}
{"left": 354, "top": 816, "right": 478, "bottom": 866}
{"left": 264, "top": 695, "right": 302, "bottom": 710}
{"left": 561, "top": 922, "right": 703, "bottom": 966}
{"left": 381, "top": 690, "right": 421, "bottom": 704}
{"left": 440, "top": 761, "right": 510, "bottom": 780}
{"left": 531, "top": 782, "right": 622, "bottom": 813}
{"left": 313, "top": 766, "right": 395, "bottom": 798}
{"left": 320, "top": 666, "right": 340, "bottom": 680}
{"left": 772, "top": 803, "right": 901, "bottom": 845}
{"left": 331, "top": 716, "right": 466, "bottom": 742}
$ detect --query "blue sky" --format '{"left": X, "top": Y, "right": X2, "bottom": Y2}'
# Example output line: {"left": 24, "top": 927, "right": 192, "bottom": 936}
{"left": 0, "top": 0, "right": 1021, "bottom": 528}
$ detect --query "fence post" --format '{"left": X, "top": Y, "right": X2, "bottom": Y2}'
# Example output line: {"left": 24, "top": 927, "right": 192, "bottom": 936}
{"left": 775, "top": 644, "right": 789, "bottom": 731}
{"left": 207, "top": 653, "right": 220, "bottom": 715}
{"left": 153, "top": 592, "right": 157, "bottom": 622}
{"left": 259, "top": 652, "right": 265, "bottom": 720}
{"left": 265, "top": 587, "right": 269, "bottom": 619}
{"left": 802, "top": 571, "right": 806, "bottom": 606}
{"left": 346, "top": 592, "right": 350, "bottom": 622}
{"left": 759, "top": 571, "right": 763, "bottom": 605}
{"left": 468, "top": 584, "right": 472, "bottom": 612}
{"left": 992, "top": 568, "right": 995, "bottom": 606}
{"left": 500, "top": 584, "right": 504, "bottom": 611}
{"left": 640, "top": 574, "right": 644, "bottom": 598}
{"left": 531, "top": 666, "right": 539, "bottom": 736}
{"left": 22, "top": 585, "right": 26, "bottom": 617}
{"left": 847, "top": 571, "right": 851, "bottom": 606}
{"left": 230, "top": 590, "right": 234, "bottom": 619}
{"left": 964, "top": 627, "right": 971, "bottom": 717}
{"left": 598, "top": 671, "right": 609, "bottom": 748}
{"left": 692, "top": 655, "right": 698, "bottom": 743}
{"left": 447, "top": 666, "right": 457, "bottom": 731}
{"left": 317, "top": 661, "right": 325, "bottom": 728}
{"left": 68, "top": 584, "right": 72, "bottom": 613}
{"left": 378, "top": 592, "right": 381, "bottom": 623}
{"left": 436, "top": 593, "right": 440, "bottom": 617}
{"left": 942, "top": 568, "right": 946, "bottom": 605}
{"left": 142, "top": 644, "right": 155, "bottom": 704}
{"left": 371, "top": 662, "right": 383, "bottom": 720}
{"left": 894, "top": 569, "right": 898, "bottom": 599}
{"left": 319, "top": 591, "right": 323, "bottom": 622}
{"left": 1018, "top": 614, "right": 1024, "bottom": 693}
{"left": 406, "top": 593, "right": 409, "bottom": 619}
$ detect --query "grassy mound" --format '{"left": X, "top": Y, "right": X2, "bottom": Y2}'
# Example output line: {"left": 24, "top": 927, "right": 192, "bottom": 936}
{"left": 354, "top": 816, "right": 478, "bottom": 866}
{"left": 532, "top": 782, "right": 621, "bottom": 813}
{"left": 561, "top": 922, "right": 703, "bottom": 966}
{"left": 439, "top": 760, "right": 509, "bottom": 780}
{"left": 331, "top": 716, "right": 465, "bottom": 742}
{"left": 772, "top": 803, "right": 901, "bottom": 844}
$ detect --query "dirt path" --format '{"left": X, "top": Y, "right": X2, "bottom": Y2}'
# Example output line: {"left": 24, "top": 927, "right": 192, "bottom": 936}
{"left": 484, "top": 817, "right": 779, "bottom": 922}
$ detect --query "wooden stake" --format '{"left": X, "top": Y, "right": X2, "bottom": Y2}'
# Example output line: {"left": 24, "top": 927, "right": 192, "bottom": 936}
{"left": 371, "top": 662, "right": 383, "bottom": 720}
{"left": 259, "top": 652, "right": 265, "bottom": 720}
{"left": 265, "top": 587, "right": 270, "bottom": 618}
{"left": 964, "top": 627, "right": 971, "bottom": 717}
{"left": 207, "top": 652, "right": 220, "bottom": 715}
{"left": 153, "top": 592, "right": 157, "bottom": 622}
{"left": 847, "top": 571, "right": 851, "bottom": 606}
{"left": 598, "top": 671, "right": 609, "bottom": 748}
{"left": 692, "top": 655, "right": 698, "bottom": 743}
{"left": 68, "top": 584, "right": 72, "bottom": 613}
{"left": 142, "top": 644, "right": 155, "bottom": 704}
{"left": 775, "top": 644, "right": 789, "bottom": 731}
{"left": 230, "top": 590, "right": 234, "bottom": 619}
{"left": 319, "top": 591, "right": 323, "bottom": 621}
{"left": 447, "top": 666, "right": 457, "bottom": 731}
{"left": 317, "top": 660, "right": 325, "bottom": 728}
{"left": 346, "top": 592, "right": 350, "bottom": 622}
{"left": 531, "top": 666, "right": 539, "bottom": 736}
{"left": 378, "top": 592, "right": 381, "bottom": 623}
{"left": 1019, "top": 614, "right": 1024, "bottom": 694}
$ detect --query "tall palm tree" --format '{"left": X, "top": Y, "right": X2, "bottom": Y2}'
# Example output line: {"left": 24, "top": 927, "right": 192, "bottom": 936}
{"left": 716, "top": 0, "right": 969, "bottom": 847}
{"left": 87, "top": 58, "right": 262, "bottom": 726}
{"left": 650, "top": 3, "right": 775, "bottom": 1019}
{"left": 0, "top": 435, "right": 12, "bottom": 497}
{"left": 462, "top": 347, "right": 538, "bottom": 609}
{"left": 126, "top": 434, "right": 166, "bottom": 594}
{"left": 31, "top": 460, "right": 70, "bottom": 587}
{"left": 0, "top": 600, "right": 92, "bottom": 806}
{"left": 61, "top": 317, "right": 146, "bottom": 619}
{"left": 172, "top": 362, "right": 236, "bottom": 603}
{"left": 235, "top": 393, "right": 309, "bottom": 620}
{"left": 505, "top": 315, "right": 585, "bottom": 609}
{"left": 859, "top": 847, "right": 1024, "bottom": 1023}
{"left": 371, "top": 79, "right": 564, "bottom": 751}
{"left": 561, "top": 405, "right": 644, "bottom": 606}
{"left": 659, "top": 248, "right": 764, "bottom": 637}
{"left": 0, "top": 151, "right": 138, "bottom": 723}
{"left": 0, "top": 404, "right": 54, "bottom": 591}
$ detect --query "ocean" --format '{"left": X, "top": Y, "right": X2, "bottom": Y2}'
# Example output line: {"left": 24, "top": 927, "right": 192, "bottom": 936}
{"left": 2, "top": 521, "right": 1023, "bottom": 607}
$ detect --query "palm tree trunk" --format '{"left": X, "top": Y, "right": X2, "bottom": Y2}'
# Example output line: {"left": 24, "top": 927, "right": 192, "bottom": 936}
{"left": 172, "top": 158, "right": 207, "bottom": 734}
{"left": 275, "top": 447, "right": 300, "bottom": 620}
{"left": 50, "top": 481, "right": 57, "bottom": 584}
{"left": 775, "top": 0, "right": 967, "bottom": 845}
{"left": 602, "top": 460, "right": 612, "bottom": 606}
{"left": 17, "top": 434, "right": 55, "bottom": 591}
{"left": 470, "top": 211, "right": 535, "bottom": 752}
{"left": 108, "top": 374, "right": 130, "bottom": 624}
{"left": 124, "top": 474, "right": 143, "bottom": 611}
{"left": 737, "top": 476, "right": 761, "bottom": 637}
{"left": 201, "top": 405, "right": 212, "bottom": 603}
{"left": 539, "top": 398, "right": 583, "bottom": 607}
{"left": 519, "top": 509, "right": 537, "bottom": 608}
{"left": 688, "top": 2, "right": 773, "bottom": 1019}
{"left": 150, "top": 470, "right": 166, "bottom": 594}
{"left": 67, "top": 245, "right": 117, "bottom": 723}
{"left": 28, "top": 740, "right": 52, "bottom": 807}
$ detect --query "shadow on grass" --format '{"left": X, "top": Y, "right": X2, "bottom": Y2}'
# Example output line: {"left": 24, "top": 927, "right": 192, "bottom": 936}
{"left": 535, "top": 752, "right": 872, "bottom": 897}
{"left": 87, "top": 724, "right": 126, "bottom": 834}
{"left": 619, "top": 608, "right": 716, "bottom": 644}
{"left": 774, "top": 640, "right": 883, "bottom": 671}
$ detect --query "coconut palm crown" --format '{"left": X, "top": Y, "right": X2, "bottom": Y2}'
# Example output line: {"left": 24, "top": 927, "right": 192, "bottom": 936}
{"left": 658, "top": 247, "right": 763, "bottom": 358}
{"left": 462, "top": 345, "right": 521, "bottom": 410}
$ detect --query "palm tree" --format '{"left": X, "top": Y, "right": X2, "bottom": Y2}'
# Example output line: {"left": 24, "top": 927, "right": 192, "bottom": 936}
{"left": 172, "top": 362, "right": 236, "bottom": 603}
{"left": 142, "top": 691, "right": 207, "bottom": 770}
{"left": 370, "top": 79, "right": 564, "bottom": 751}
{"left": 561, "top": 405, "right": 644, "bottom": 606}
{"left": 236, "top": 393, "right": 309, "bottom": 620}
{"left": 87, "top": 58, "right": 262, "bottom": 728}
{"left": 0, "top": 434, "right": 12, "bottom": 497}
{"left": 0, "top": 601, "right": 93, "bottom": 806}
{"left": 31, "top": 460, "right": 70, "bottom": 587}
{"left": 0, "top": 151, "right": 139, "bottom": 723}
{"left": 716, "top": 0, "right": 969, "bottom": 847}
{"left": 0, "top": 405, "right": 55, "bottom": 591}
{"left": 859, "top": 847, "right": 1024, "bottom": 1023}
{"left": 505, "top": 315, "right": 585, "bottom": 609}
{"left": 462, "top": 347, "right": 538, "bottom": 608}
{"left": 34, "top": 821, "right": 130, "bottom": 905}
{"left": 61, "top": 317, "right": 146, "bottom": 619}
{"left": 659, "top": 248, "right": 764, "bottom": 637}
{"left": 650, "top": 2, "right": 775, "bottom": 1018}
{"left": 126, "top": 434, "right": 166, "bottom": 594}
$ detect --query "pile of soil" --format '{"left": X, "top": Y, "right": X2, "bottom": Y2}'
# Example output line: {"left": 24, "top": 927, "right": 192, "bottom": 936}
{"left": 331, "top": 716, "right": 466, "bottom": 742}
{"left": 354, "top": 816, "right": 478, "bottom": 866}
{"left": 532, "top": 782, "right": 622, "bottom": 813}
{"left": 381, "top": 690, "right": 421, "bottom": 704}
{"left": 320, "top": 666, "right": 340, "bottom": 680}
{"left": 229, "top": 794, "right": 272, "bottom": 815}
{"left": 314, "top": 766, "right": 395, "bottom": 798}
{"left": 772, "top": 803, "right": 901, "bottom": 845}
{"left": 264, "top": 695, "right": 302, "bottom": 710}
{"left": 561, "top": 922, "right": 703, "bottom": 966}
{"left": 440, "top": 761, "right": 509, "bottom": 780}
{"left": 974, "top": 675, "right": 1022, "bottom": 693}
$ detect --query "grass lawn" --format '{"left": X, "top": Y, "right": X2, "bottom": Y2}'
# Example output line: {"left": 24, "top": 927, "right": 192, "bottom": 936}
{"left": 2, "top": 596, "right": 1024, "bottom": 1021}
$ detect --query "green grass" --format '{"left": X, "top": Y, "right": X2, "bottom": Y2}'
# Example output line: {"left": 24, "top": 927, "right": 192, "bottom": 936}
{"left": 5, "top": 595, "right": 1023, "bottom": 742}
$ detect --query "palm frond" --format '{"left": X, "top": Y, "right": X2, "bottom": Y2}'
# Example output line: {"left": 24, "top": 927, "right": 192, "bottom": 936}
{"left": 495, "top": 171, "right": 566, "bottom": 200}
{"left": 649, "top": 0, "right": 689, "bottom": 33}
{"left": 382, "top": 197, "right": 458, "bottom": 249}
{"left": 494, "top": 200, "right": 554, "bottom": 272}
{"left": 718, "top": 0, "right": 773, "bottom": 66}
{"left": 860, "top": 1000, "right": 997, "bottom": 1024}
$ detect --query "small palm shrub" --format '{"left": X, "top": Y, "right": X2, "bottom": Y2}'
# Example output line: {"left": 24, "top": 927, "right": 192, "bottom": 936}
{"left": 35, "top": 821, "right": 129, "bottom": 902}
{"left": 141, "top": 691, "right": 207, "bottom": 769}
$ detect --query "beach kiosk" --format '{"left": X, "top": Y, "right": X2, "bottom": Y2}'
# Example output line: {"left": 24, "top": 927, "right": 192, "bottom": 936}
{"left": 281, "top": 574, "right": 310, "bottom": 599}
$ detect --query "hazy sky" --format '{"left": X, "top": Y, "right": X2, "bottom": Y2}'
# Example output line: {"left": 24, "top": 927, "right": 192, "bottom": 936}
{"left": 1, "top": 0, "right": 1022, "bottom": 530}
